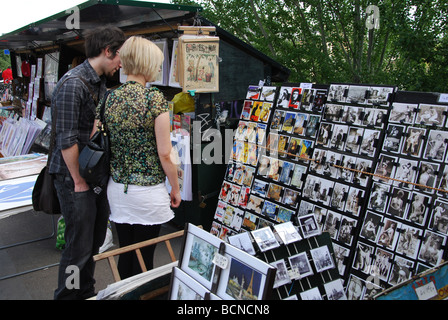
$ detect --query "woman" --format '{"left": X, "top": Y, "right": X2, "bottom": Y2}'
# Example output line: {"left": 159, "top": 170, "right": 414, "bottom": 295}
{"left": 95, "top": 36, "right": 181, "bottom": 279}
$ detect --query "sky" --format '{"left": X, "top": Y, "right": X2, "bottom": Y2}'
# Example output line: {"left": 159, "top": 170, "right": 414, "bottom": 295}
{"left": 0, "top": 0, "right": 171, "bottom": 35}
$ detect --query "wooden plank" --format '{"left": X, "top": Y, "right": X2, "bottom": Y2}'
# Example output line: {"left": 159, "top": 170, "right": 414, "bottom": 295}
{"left": 135, "top": 248, "right": 148, "bottom": 273}
{"left": 107, "top": 256, "right": 121, "bottom": 282}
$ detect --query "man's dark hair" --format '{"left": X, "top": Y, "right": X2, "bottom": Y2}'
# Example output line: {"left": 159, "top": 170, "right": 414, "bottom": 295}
{"left": 84, "top": 25, "right": 126, "bottom": 58}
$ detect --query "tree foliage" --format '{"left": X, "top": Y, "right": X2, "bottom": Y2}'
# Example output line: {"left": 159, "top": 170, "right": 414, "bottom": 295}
{"left": 173, "top": 0, "right": 448, "bottom": 92}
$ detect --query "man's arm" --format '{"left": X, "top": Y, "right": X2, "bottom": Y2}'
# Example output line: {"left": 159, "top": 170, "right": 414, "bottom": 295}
{"left": 61, "top": 144, "right": 90, "bottom": 192}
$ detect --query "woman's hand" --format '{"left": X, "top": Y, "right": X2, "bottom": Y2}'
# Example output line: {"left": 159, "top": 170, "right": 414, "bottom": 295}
{"left": 170, "top": 190, "right": 182, "bottom": 208}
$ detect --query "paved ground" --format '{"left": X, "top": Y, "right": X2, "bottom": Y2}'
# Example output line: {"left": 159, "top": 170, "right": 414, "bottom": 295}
{"left": 0, "top": 209, "right": 184, "bottom": 300}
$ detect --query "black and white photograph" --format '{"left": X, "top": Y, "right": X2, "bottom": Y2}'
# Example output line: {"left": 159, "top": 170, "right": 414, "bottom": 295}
{"left": 300, "top": 88, "right": 313, "bottom": 110}
{"left": 353, "top": 158, "right": 372, "bottom": 187}
{"left": 298, "top": 213, "right": 321, "bottom": 238}
{"left": 367, "top": 86, "right": 395, "bottom": 106}
{"left": 423, "top": 129, "right": 448, "bottom": 162}
{"left": 251, "top": 226, "right": 280, "bottom": 252}
{"left": 360, "top": 211, "right": 383, "bottom": 243}
{"left": 274, "top": 221, "right": 302, "bottom": 244}
{"left": 346, "top": 275, "right": 365, "bottom": 300}
{"left": 277, "top": 86, "right": 293, "bottom": 108}
{"left": 328, "top": 84, "right": 349, "bottom": 103}
{"left": 329, "top": 124, "right": 348, "bottom": 151}
{"left": 261, "top": 86, "right": 277, "bottom": 102}
{"left": 323, "top": 103, "right": 343, "bottom": 122}
{"left": 390, "top": 102, "right": 417, "bottom": 125}
{"left": 338, "top": 155, "right": 357, "bottom": 183}
{"left": 401, "top": 126, "right": 426, "bottom": 157}
{"left": 337, "top": 216, "right": 357, "bottom": 246}
{"left": 405, "top": 192, "right": 431, "bottom": 226}
{"left": 300, "top": 287, "right": 323, "bottom": 300}
{"left": 342, "top": 105, "right": 364, "bottom": 126}
{"left": 428, "top": 199, "right": 448, "bottom": 235}
{"left": 298, "top": 200, "right": 314, "bottom": 217}
{"left": 388, "top": 256, "right": 414, "bottom": 286}
{"left": 418, "top": 230, "right": 446, "bottom": 266}
{"left": 393, "top": 158, "right": 418, "bottom": 189}
{"left": 333, "top": 243, "right": 350, "bottom": 276}
{"left": 303, "top": 175, "right": 333, "bottom": 206}
{"left": 330, "top": 182, "right": 348, "bottom": 211}
{"left": 345, "top": 186, "right": 364, "bottom": 216}
{"left": 323, "top": 210, "right": 341, "bottom": 240}
{"left": 396, "top": 224, "right": 422, "bottom": 259}
{"left": 347, "top": 85, "right": 369, "bottom": 104}
{"left": 316, "top": 122, "right": 333, "bottom": 147}
{"left": 416, "top": 161, "right": 439, "bottom": 194}
{"left": 310, "top": 245, "right": 335, "bottom": 273}
{"left": 383, "top": 124, "right": 405, "bottom": 153}
{"left": 271, "top": 259, "right": 291, "bottom": 289}
{"left": 372, "top": 247, "right": 394, "bottom": 282}
{"left": 377, "top": 218, "right": 400, "bottom": 250}
{"left": 360, "top": 129, "right": 380, "bottom": 157}
{"left": 373, "top": 154, "right": 397, "bottom": 184}
{"left": 228, "top": 232, "right": 256, "bottom": 255}
{"left": 288, "top": 251, "right": 314, "bottom": 279}
{"left": 345, "top": 127, "right": 364, "bottom": 154}
{"left": 437, "top": 166, "right": 448, "bottom": 198}
{"left": 386, "top": 187, "right": 410, "bottom": 218}
{"left": 415, "top": 104, "right": 446, "bottom": 127}
{"left": 352, "top": 242, "right": 374, "bottom": 274}
{"left": 324, "top": 279, "right": 347, "bottom": 300}
{"left": 368, "top": 182, "right": 390, "bottom": 213}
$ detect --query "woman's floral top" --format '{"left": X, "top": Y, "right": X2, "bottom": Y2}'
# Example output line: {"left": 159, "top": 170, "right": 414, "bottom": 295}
{"left": 96, "top": 81, "right": 169, "bottom": 192}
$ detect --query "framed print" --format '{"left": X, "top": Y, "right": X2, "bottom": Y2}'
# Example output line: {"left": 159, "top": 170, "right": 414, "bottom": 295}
{"left": 423, "top": 129, "right": 448, "bottom": 162}
{"left": 401, "top": 126, "right": 426, "bottom": 157}
{"left": 180, "top": 36, "right": 219, "bottom": 93}
{"left": 310, "top": 245, "right": 335, "bottom": 272}
{"left": 151, "top": 39, "right": 169, "bottom": 86}
{"left": 288, "top": 251, "right": 314, "bottom": 280}
{"left": 228, "top": 232, "right": 256, "bottom": 255}
{"left": 390, "top": 102, "right": 417, "bottom": 125}
{"left": 274, "top": 221, "right": 302, "bottom": 244}
{"left": 168, "top": 39, "right": 181, "bottom": 88}
{"left": 179, "top": 224, "right": 223, "bottom": 290}
{"left": 251, "top": 226, "right": 280, "bottom": 252}
{"left": 169, "top": 267, "right": 209, "bottom": 300}
{"left": 415, "top": 104, "right": 446, "bottom": 127}
{"left": 215, "top": 241, "right": 276, "bottom": 300}
{"left": 271, "top": 259, "right": 291, "bottom": 288}
{"left": 360, "top": 210, "right": 383, "bottom": 243}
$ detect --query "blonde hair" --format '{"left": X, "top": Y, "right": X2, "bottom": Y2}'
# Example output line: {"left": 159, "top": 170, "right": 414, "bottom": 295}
{"left": 119, "top": 36, "right": 164, "bottom": 82}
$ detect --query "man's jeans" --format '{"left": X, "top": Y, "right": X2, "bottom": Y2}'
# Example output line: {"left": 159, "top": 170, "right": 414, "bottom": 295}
{"left": 53, "top": 174, "right": 109, "bottom": 300}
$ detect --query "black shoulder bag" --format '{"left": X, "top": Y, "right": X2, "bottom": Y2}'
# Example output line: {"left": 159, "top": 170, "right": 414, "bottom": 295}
{"left": 78, "top": 89, "right": 113, "bottom": 190}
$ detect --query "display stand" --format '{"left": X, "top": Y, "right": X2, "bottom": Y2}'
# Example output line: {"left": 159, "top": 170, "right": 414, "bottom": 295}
{"left": 208, "top": 82, "right": 448, "bottom": 300}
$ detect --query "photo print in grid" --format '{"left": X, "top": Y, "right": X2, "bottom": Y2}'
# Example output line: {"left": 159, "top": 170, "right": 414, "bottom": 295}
{"left": 395, "top": 223, "right": 422, "bottom": 260}
{"left": 428, "top": 199, "right": 448, "bottom": 235}
{"left": 423, "top": 129, "right": 448, "bottom": 162}
{"left": 383, "top": 124, "right": 406, "bottom": 154}
{"left": 386, "top": 187, "right": 411, "bottom": 219}
{"left": 310, "top": 245, "right": 335, "bottom": 273}
{"left": 341, "top": 105, "right": 364, "bottom": 126}
{"left": 415, "top": 104, "right": 447, "bottom": 127}
{"left": 277, "top": 87, "right": 293, "bottom": 108}
{"left": 360, "top": 210, "right": 383, "bottom": 243}
{"left": 393, "top": 158, "right": 418, "bottom": 189}
{"left": 389, "top": 102, "right": 417, "bottom": 125}
{"left": 405, "top": 191, "right": 431, "bottom": 226}
{"left": 388, "top": 255, "right": 414, "bottom": 287}
{"left": 401, "top": 126, "right": 426, "bottom": 158}
{"left": 418, "top": 230, "right": 446, "bottom": 267}
{"left": 416, "top": 161, "right": 440, "bottom": 194}
{"left": 328, "top": 84, "right": 349, "bottom": 103}
{"left": 288, "top": 251, "right": 314, "bottom": 280}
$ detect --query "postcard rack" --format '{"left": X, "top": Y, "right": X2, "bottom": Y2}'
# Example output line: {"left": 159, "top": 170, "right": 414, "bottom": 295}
{"left": 209, "top": 81, "right": 448, "bottom": 299}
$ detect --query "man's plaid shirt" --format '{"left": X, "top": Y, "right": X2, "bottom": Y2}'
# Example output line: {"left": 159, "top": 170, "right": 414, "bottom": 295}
{"left": 48, "top": 60, "right": 107, "bottom": 175}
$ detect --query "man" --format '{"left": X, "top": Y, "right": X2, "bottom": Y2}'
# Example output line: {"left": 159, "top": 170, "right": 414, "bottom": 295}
{"left": 49, "top": 25, "right": 126, "bottom": 300}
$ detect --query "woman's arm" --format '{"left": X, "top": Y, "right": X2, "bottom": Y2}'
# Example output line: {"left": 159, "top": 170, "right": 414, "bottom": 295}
{"left": 154, "top": 112, "right": 181, "bottom": 208}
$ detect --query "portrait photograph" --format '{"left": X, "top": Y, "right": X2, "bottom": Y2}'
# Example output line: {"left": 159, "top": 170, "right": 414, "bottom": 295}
{"left": 360, "top": 210, "right": 383, "bottom": 243}
{"left": 316, "top": 122, "right": 333, "bottom": 147}
{"left": 360, "top": 128, "right": 380, "bottom": 157}
{"left": 386, "top": 187, "right": 410, "bottom": 218}
{"left": 345, "top": 126, "right": 364, "bottom": 154}
{"left": 329, "top": 124, "right": 348, "bottom": 151}
{"left": 372, "top": 247, "right": 394, "bottom": 282}
{"left": 393, "top": 158, "right": 418, "bottom": 189}
{"left": 277, "top": 86, "right": 292, "bottom": 108}
{"left": 428, "top": 199, "right": 448, "bottom": 235}
{"left": 342, "top": 105, "right": 364, "bottom": 126}
{"left": 353, "top": 158, "right": 372, "bottom": 187}
{"left": 377, "top": 218, "right": 400, "bottom": 250}
{"left": 388, "top": 256, "right": 414, "bottom": 286}
{"left": 337, "top": 216, "right": 357, "bottom": 246}
{"left": 416, "top": 161, "right": 439, "bottom": 194}
{"left": 405, "top": 191, "right": 431, "bottom": 226}
{"left": 423, "top": 129, "right": 448, "bottom": 162}
{"left": 345, "top": 186, "right": 364, "bottom": 216}
{"left": 170, "top": 267, "right": 208, "bottom": 300}
{"left": 368, "top": 181, "right": 390, "bottom": 213}
{"left": 418, "top": 230, "right": 446, "bottom": 266}
{"left": 396, "top": 224, "right": 422, "bottom": 260}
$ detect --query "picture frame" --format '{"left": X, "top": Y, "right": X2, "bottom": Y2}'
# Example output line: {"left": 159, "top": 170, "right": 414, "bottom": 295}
{"left": 215, "top": 240, "right": 276, "bottom": 300}
{"left": 169, "top": 267, "right": 210, "bottom": 300}
{"left": 179, "top": 36, "right": 220, "bottom": 93}
{"left": 178, "top": 223, "right": 222, "bottom": 290}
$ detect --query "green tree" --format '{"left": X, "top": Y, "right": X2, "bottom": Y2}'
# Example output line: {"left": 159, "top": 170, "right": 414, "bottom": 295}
{"left": 173, "top": 0, "right": 448, "bottom": 92}
{"left": 0, "top": 51, "right": 11, "bottom": 72}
